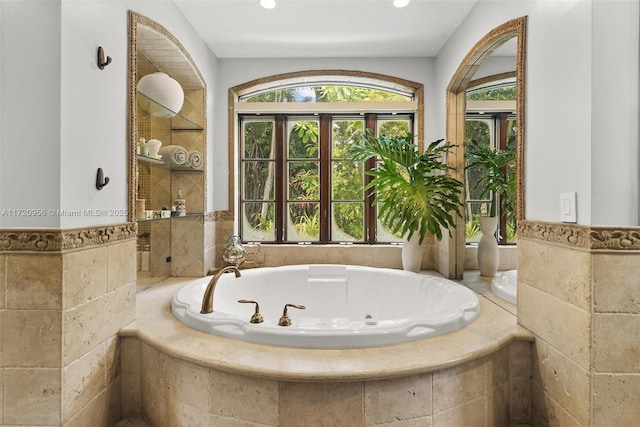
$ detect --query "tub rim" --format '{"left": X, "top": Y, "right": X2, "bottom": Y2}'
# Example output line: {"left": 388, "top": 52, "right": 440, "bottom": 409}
{"left": 120, "top": 272, "right": 534, "bottom": 382}
{"left": 170, "top": 264, "right": 482, "bottom": 349}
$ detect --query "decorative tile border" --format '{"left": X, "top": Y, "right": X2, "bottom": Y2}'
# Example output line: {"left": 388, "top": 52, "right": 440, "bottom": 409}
{"left": 519, "top": 220, "right": 640, "bottom": 251}
{"left": 0, "top": 230, "right": 62, "bottom": 251}
{"left": 0, "top": 222, "right": 137, "bottom": 252}
{"left": 590, "top": 227, "right": 640, "bottom": 250}
{"left": 209, "top": 210, "right": 233, "bottom": 221}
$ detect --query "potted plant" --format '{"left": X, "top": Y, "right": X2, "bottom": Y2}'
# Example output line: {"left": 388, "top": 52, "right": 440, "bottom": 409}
{"left": 347, "top": 130, "right": 464, "bottom": 272}
{"left": 464, "top": 137, "right": 516, "bottom": 276}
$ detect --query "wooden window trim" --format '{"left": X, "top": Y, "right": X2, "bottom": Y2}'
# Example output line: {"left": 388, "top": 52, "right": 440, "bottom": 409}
{"left": 239, "top": 113, "right": 413, "bottom": 244}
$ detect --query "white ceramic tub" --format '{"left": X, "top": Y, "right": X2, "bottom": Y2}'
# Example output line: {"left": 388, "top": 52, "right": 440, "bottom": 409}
{"left": 491, "top": 269, "right": 517, "bottom": 305}
{"left": 171, "top": 264, "right": 480, "bottom": 348}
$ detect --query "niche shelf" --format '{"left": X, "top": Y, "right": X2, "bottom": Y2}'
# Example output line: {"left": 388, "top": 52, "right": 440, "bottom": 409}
{"left": 137, "top": 92, "right": 203, "bottom": 130}
{"left": 136, "top": 213, "right": 202, "bottom": 223}
{"left": 137, "top": 154, "right": 203, "bottom": 172}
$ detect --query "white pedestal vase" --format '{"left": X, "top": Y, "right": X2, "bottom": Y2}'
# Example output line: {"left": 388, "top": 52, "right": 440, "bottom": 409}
{"left": 402, "top": 233, "right": 422, "bottom": 273}
{"left": 478, "top": 216, "right": 499, "bottom": 277}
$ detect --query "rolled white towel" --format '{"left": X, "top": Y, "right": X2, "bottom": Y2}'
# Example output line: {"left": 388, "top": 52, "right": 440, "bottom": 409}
{"left": 188, "top": 151, "right": 203, "bottom": 169}
{"left": 158, "top": 145, "right": 188, "bottom": 165}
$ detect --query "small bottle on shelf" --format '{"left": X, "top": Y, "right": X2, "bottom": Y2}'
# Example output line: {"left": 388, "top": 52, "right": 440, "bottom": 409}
{"left": 138, "top": 138, "right": 148, "bottom": 156}
{"left": 175, "top": 189, "right": 186, "bottom": 216}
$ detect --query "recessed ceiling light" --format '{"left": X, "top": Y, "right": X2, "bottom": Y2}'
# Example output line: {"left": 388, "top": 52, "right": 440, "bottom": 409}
{"left": 260, "top": 0, "right": 276, "bottom": 9}
{"left": 393, "top": 0, "right": 410, "bottom": 7}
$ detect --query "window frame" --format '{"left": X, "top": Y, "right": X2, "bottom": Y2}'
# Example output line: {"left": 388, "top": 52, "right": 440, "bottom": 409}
{"left": 239, "top": 112, "right": 415, "bottom": 244}
{"left": 464, "top": 111, "right": 516, "bottom": 246}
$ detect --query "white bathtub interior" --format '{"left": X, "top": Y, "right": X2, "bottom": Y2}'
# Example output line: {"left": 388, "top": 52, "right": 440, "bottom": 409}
{"left": 491, "top": 269, "right": 517, "bottom": 304}
{"left": 171, "top": 264, "right": 481, "bottom": 348}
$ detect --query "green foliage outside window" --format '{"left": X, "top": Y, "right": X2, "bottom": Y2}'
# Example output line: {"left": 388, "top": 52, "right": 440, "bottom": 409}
{"left": 241, "top": 85, "right": 415, "bottom": 242}
{"left": 243, "top": 85, "right": 412, "bottom": 103}
{"left": 242, "top": 121, "right": 275, "bottom": 238}
{"left": 466, "top": 85, "right": 515, "bottom": 101}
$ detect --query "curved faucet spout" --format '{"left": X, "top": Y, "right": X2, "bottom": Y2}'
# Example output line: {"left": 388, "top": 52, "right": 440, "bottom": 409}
{"left": 200, "top": 266, "right": 241, "bottom": 314}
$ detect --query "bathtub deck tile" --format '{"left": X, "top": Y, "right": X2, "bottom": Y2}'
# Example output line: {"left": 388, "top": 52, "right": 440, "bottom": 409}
{"left": 432, "top": 357, "right": 486, "bottom": 412}
{"left": 279, "top": 381, "right": 364, "bottom": 427}
{"left": 364, "top": 373, "right": 432, "bottom": 425}
{"left": 368, "top": 416, "right": 433, "bottom": 426}
{"left": 121, "top": 278, "right": 532, "bottom": 383}
{"left": 209, "top": 368, "right": 279, "bottom": 425}
{"left": 126, "top": 273, "right": 534, "bottom": 427}
{"left": 432, "top": 396, "right": 486, "bottom": 427}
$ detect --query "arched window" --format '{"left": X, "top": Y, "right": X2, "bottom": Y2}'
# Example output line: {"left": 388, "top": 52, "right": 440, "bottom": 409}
{"left": 231, "top": 72, "right": 423, "bottom": 244}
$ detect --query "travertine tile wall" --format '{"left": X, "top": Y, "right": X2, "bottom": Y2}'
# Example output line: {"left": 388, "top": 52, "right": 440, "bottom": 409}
{"left": 203, "top": 217, "right": 216, "bottom": 273}
{"left": 142, "top": 89, "right": 207, "bottom": 277}
{"left": 121, "top": 338, "right": 531, "bottom": 426}
{"left": 171, "top": 216, "right": 206, "bottom": 276}
{"left": 0, "top": 228, "right": 136, "bottom": 426}
{"left": 464, "top": 245, "right": 518, "bottom": 271}
{"left": 592, "top": 252, "right": 640, "bottom": 425}
{"left": 518, "top": 221, "right": 640, "bottom": 425}
{"left": 1, "top": 252, "right": 64, "bottom": 426}
{"left": 0, "top": 254, "right": 3, "bottom": 423}
{"left": 150, "top": 220, "right": 171, "bottom": 277}
{"left": 213, "top": 216, "right": 234, "bottom": 267}
{"left": 518, "top": 237, "right": 591, "bottom": 426}
{"left": 213, "top": 216, "right": 437, "bottom": 270}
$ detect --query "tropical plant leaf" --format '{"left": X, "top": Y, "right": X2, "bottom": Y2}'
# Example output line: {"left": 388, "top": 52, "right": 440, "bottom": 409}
{"left": 346, "top": 129, "right": 464, "bottom": 244}
{"left": 464, "top": 138, "right": 516, "bottom": 218}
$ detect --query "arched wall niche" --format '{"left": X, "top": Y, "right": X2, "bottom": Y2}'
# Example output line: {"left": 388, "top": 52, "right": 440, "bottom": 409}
{"left": 127, "top": 11, "right": 207, "bottom": 222}
{"left": 128, "top": 11, "right": 210, "bottom": 277}
{"left": 224, "top": 70, "right": 425, "bottom": 219}
{"left": 442, "top": 16, "right": 527, "bottom": 279}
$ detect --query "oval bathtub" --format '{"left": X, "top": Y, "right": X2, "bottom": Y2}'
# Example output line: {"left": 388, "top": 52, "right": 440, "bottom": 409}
{"left": 491, "top": 269, "right": 518, "bottom": 305}
{"left": 171, "top": 264, "right": 480, "bottom": 348}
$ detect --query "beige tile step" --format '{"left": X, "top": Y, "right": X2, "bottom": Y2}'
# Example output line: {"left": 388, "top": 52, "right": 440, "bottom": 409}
{"left": 114, "top": 418, "right": 150, "bottom": 427}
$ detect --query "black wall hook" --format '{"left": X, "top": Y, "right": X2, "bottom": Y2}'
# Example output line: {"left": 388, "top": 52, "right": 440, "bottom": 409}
{"left": 96, "top": 168, "right": 110, "bottom": 190}
{"left": 97, "top": 46, "right": 112, "bottom": 70}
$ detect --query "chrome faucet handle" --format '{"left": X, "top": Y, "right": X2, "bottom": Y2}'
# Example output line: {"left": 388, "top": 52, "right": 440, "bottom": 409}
{"left": 278, "top": 304, "right": 306, "bottom": 326}
{"left": 238, "top": 299, "right": 264, "bottom": 323}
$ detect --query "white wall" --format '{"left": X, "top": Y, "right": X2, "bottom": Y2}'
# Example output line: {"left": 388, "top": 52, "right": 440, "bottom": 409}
{"left": 472, "top": 56, "right": 517, "bottom": 82}
{"left": 590, "top": 0, "right": 639, "bottom": 225}
{"left": 435, "top": 0, "right": 639, "bottom": 226}
{"left": 0, "top": 0, "right": 218, "bottom": 228}
{"left": 0, "top": 0, "right": 62, "bottom": 228}
{"left": 212, "top": 57, "right": 435, "bottom": 211}
{"left": 0, "top": 2, "right": 2, "bottom": 218}
{"left": 59, "top": 0, "right": 218, "bottom": 228}
{"left": 3, "top": 0, "right": 637, "bottom": 228}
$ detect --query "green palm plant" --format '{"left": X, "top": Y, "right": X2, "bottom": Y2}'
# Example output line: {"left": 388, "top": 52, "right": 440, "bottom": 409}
{"left": 465, "top": 214, "right": 481, "bottom": 240}
{"left": 464, "top": 138, "right": 516, "bottom": 218}
{"left": 347, "top": 130, "right": 464, "bottom": 244}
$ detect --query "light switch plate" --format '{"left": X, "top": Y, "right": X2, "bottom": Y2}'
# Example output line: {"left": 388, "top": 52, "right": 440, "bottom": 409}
{"left": 560, "top": 192, "right": 577, "bottom": 223}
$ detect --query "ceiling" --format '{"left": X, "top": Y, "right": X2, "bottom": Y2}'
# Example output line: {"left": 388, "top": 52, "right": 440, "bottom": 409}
{"left": 174, "top": 0, "right": 482, "bottom": 58}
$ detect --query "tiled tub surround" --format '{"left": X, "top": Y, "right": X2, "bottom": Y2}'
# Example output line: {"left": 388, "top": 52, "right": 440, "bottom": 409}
{"left": 213, "top": 216, "right": 435, "bottom": 271}
{"left": 120, "top": 277, "right": 534, "bottom": 426}
{"left": 464, "top": 245, "right": 518, "bottom": 272}
{"left": 213, "top": 217, "right": 518, "bottom": 273}
{"left": 517, "top": 220, "right": 640, "bottom": 425}
{"left": 0, "top": 224, "right": 137, "bottom": 426}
